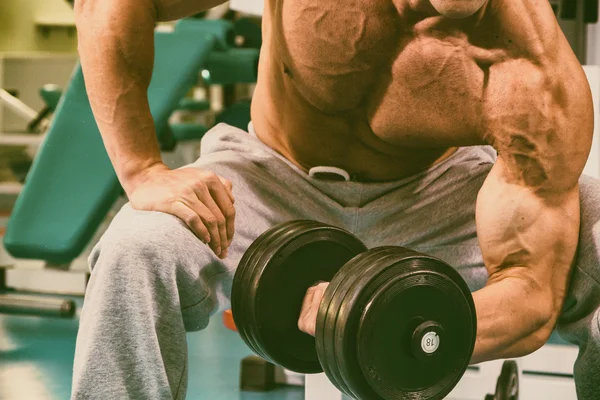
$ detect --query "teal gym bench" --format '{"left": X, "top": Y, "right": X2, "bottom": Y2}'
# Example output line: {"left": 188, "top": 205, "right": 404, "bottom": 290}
{"left": 1, "top": 19, "right": 256, "bottom": 317}
{"left": 4, "top": 19, "right": 255, "bottom": 265}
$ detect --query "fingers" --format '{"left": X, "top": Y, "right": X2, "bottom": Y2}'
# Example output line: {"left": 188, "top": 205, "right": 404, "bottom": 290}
{"left": 218, "top": 178, "right": 236, "bottom": 245}
{"left": 298, "top": 288, "right": 316, "bottom": 336}
{"left": 185, "top": 193, "right": 225, "bottom": 256}
{"left": 298, "top": 282, "right": 330, "bottom": 337}
{"left": 194, "top": 189, "right": 227, "bottom": 259}
{"left": 168, "top": 171, "right": 236, "bottom": 259}
{"left": 219, "top": 176, "right": 235, "bottom": 204}
{"left": 170, "top": 201, "right": 211, "bottom": 243}
{"left": 132, "top": 167, "right": 236, "bottom": 260}
{"left": 208, "top": 182, "right": 235, "bottom": 248}
{"left": 204, "top": 175, "right": 236, "bottom": 248}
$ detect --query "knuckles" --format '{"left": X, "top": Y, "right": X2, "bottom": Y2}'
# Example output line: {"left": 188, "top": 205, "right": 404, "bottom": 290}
{"left": 201, "top": 171, "right": 219, "bottom": 184}
{"left": 183, "top": 214, "right": 200, "bottom": 226}
{"left": 204, "top": 215, "right": 218, "bottom": 226}
{"left": 221, "top": 178, "right": 233, "bottom": 189}
{"left": 223, "top": 206, "right": 236, "bottom": 218}
{"left": 192, "top": 179, "right": 208, "bottom": 193}
{"left": 215, "top": 216, "right": 226, "bottom": 226}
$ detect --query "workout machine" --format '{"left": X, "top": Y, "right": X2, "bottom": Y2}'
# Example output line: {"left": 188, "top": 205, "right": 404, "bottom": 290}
{"left": 550, "top": 0, "right": 599, "bottom": 63}
{"left": 1, "top": 18, "right": 259, "bottom": 317}
{"left": 0, "top": 86, "right": 63, "bottom": 185}
{"left": 0, "top": 85, "right": 62, "bottom": 134}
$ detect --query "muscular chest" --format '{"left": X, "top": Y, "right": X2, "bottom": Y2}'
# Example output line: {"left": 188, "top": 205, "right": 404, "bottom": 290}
{"left": 276, "top": 0, "right": 400, "bottom": 112}
{"left": 276, "top": 1, "right": 507, "bottom": 136}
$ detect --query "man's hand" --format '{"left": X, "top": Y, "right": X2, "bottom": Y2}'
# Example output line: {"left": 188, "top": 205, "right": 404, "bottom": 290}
{"left": 128, "top": 163, "right": 235, "bottom": 259}
{"left": 298, "top": 282, "right": 330, "bottom": 336}
{"left": 75, "top": 0, "right": 230, "bottom": 259}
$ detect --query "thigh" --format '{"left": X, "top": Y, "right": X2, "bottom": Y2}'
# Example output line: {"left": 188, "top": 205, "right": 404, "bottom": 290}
{"left": 93, "top": 126, "right": 347, "bottom": 317}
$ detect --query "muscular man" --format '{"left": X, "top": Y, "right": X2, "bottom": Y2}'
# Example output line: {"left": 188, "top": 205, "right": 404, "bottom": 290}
{"left": 72, "top": 0, "right": 600, "bottom": 399}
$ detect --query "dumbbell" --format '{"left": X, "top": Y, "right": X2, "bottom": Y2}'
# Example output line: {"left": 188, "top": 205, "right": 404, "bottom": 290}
{"left": 485, "top": 360, "right": 519, "bottom": 400}
{"left": 231, "top": 220, "right": 477, "bottom": 400}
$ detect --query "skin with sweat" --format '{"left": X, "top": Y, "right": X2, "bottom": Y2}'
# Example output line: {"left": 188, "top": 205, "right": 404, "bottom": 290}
{"left": 74, "top": 0, "right": 593, "bottom": 365}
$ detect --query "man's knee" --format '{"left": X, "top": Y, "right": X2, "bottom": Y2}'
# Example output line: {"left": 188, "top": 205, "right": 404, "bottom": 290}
{"left": 88, "top": 203, "right": 209, "bottom": 280}
{"left": 86, "top": 204, "right": 227, "bottom": 328}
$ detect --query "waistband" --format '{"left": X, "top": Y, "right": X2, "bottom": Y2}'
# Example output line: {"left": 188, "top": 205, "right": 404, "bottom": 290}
{"left": 246, "top": 121, "right": 497, "bottom": 187}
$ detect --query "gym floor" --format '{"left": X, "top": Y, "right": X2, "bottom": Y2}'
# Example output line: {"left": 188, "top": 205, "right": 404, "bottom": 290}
{"left": 0, "top": 295, "right": 303, "bottom": 400}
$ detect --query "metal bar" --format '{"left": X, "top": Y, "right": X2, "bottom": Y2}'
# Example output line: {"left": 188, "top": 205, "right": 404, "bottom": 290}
{"left": 0, "top": 133, "right": 45, "bottom": 146}
{"left": 0, "top": 89, "right": 38, "bottom": 122}
{"left": 0, "top": 294, "right": 76, "bottom": 318}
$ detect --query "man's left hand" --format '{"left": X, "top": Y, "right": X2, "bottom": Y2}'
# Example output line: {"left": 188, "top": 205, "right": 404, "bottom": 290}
{"left": 298, "top": 282, "right": 330, "bottom": 336}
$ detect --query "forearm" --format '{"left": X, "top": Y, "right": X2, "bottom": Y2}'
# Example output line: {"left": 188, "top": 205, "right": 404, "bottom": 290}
{"left": 470, "top": 273, "right": 554, "bottom": 364}
{"left": 75, "top": 0, "right": 162, "bottom": 194}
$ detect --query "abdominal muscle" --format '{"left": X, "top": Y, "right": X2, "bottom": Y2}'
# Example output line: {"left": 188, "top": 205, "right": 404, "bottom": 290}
{"left": 249, "top": 0, "right": 501, "bottom": 182}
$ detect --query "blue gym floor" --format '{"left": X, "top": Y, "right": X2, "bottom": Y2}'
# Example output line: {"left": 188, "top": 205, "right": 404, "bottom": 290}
{"left": 0, "top": 295, "right": 303, "bottom": 400}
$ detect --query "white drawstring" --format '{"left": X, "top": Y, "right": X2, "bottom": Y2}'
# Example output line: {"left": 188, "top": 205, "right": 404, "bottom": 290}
{"left": 308, "top": 166, "right": 351, "bottom": 182}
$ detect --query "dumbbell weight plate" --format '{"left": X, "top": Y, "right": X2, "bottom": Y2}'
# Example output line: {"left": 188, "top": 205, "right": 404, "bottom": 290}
{"left": 232, "top": 220, "right": 316, "bottom": 357}
{"left": 316, "top": 249, "right": 392, "bottom": 398}
{"left": 247, "top": 221, "right": 366, "bottom": 373}
{"left": 244, "top": 220, "right": 332, "bottom": 363}
{"left": 356, "top": 258, "right": 475, "bottom": 399}
{"left": 324, "top": 248, "right": 414, "bottom": 399}
{"left": 358, "top": 249, "right": 475, "bottom": 400}
{"left": 332, "top": 249, "right": 410, "bottom": 399}
{"left": 231, "top": 220, "right": 366, "bottom": 373}
{"left": 234, "top": 220, "right": 323, "bottom": 362}
{"left": 231, "top": 220, "right": 301, "bottom": 356}
{"left": 323, "top": 247, "right": 476, "bottom": 400}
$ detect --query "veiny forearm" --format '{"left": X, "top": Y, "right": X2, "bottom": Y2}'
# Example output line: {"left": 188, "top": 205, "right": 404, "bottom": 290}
{"left": 75, "top": 0, "right": 162, "bottom": 194}
{"left": 470, "top": 272, "right": 555, "bottom": 365}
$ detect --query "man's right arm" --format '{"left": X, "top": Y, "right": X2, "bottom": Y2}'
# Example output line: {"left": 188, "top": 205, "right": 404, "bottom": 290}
{"left": 74, "top": 0, "right": 234, "bottom": 258}
{"left": 74, "top": 0, "right": 223, "bottom": 192}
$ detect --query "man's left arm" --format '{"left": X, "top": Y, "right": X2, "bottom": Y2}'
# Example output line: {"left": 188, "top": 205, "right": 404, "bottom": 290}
{"left": 471, "top": 60, "right": 593, "bottom": 363}
{"left": 471, "top": 155, "right": 580, "bottom": 363}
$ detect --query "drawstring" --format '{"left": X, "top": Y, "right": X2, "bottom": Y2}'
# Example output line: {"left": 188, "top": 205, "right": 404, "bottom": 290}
{"left": 308, "top": 166, "right": 351, "bottom": 182}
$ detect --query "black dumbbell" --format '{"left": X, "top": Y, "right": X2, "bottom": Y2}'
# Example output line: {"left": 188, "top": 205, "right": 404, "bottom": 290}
{"left": 485, "top": 360, "right": 519, "bottom": 400}
{"left": 231, "top": 220, "right": 477, "bottom": 400}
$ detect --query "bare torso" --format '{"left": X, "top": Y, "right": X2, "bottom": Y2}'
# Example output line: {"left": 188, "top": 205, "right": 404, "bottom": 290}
{"left": 250, "top": 0, "right": 588, "bottom": 181}
{"left": 73, "top": 0, "right": 595, "bottom": 364}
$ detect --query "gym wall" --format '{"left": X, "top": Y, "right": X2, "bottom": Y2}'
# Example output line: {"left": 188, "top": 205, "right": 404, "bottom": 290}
{"left": 0, "top": 0, "right": 77, "bottom": 53}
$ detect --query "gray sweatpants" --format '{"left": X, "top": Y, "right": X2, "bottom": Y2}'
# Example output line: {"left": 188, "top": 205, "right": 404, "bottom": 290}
{"left": 71, "top": 123, "right": 600, "bottom": 400}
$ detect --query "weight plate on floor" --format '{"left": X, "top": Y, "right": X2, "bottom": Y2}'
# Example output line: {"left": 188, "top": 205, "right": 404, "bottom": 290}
{"left": 334, "top": 247, "right": 476, "bottom": 400}
{"left": 494, "top": 360, "right": 519, "bottom": 400}
{"left": 231, "top": 220, "right": 366, "bottom": 373}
